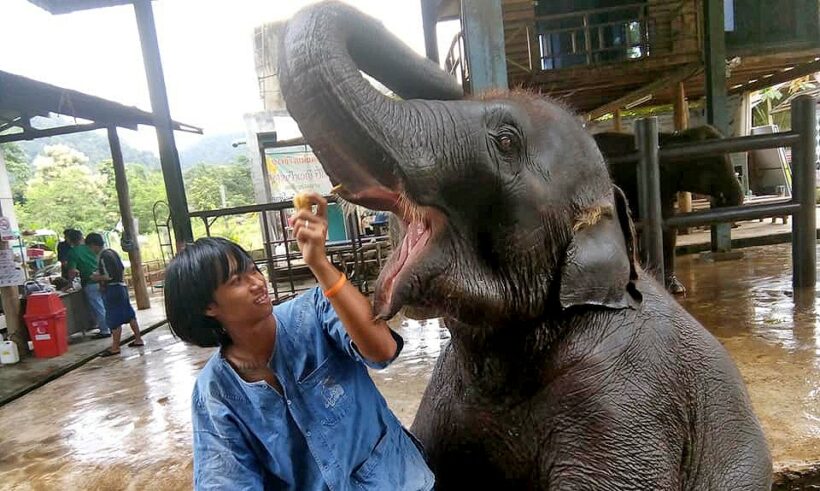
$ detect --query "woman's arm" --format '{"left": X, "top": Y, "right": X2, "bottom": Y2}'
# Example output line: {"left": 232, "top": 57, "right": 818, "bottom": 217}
{"left": 291, "top": 193, "right": 398, "bottom": 364}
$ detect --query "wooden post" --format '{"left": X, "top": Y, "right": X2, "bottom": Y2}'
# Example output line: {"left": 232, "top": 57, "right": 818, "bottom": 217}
{"left": 108, "top": 127, "right": 151, "bottom": 310}
{"left": 613, "top": 108, "right": 623, "bottom": 132}
{"left": 673, "top": 82, "right": 692, "bottom": 234}
{"left": 133, "top": 0, "right": 193, "bottom": 251}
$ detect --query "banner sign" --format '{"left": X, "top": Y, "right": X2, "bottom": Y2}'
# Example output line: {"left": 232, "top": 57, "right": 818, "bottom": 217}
{"left": 264, "top": 145, "right": 333, "bottom": 203}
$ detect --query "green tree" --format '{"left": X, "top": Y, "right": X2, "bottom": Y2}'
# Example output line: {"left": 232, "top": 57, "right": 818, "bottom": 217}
{"left": 1, "top": 142, "right": 32, "bottom": 205}
{"left": 97, "top": 160, "right": 169, "bottom": 234}
{"left": 184, "top": 157, "right": 255, "bottom": 211}
{"left": 19, "top": 145, "right": 109, "bottom": 233}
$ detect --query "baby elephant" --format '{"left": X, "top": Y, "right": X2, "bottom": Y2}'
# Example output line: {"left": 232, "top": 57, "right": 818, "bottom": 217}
{"left": 594, "top": 127, "right": 745, "bottom": 294}
{"left": 279, "top": 1, "right": 772, "bottom": 489}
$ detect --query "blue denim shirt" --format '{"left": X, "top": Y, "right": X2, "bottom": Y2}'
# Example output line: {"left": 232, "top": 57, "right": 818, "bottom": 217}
{"left": 191, "top": 287, "right": 435, "bottom": 490}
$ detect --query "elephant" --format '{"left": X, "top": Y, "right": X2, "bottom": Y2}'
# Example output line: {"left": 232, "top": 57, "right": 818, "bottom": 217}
{"left": 593, "top": 128, "right": 745, "bottom": 294}
{"left": 278, "top": 2, "right": 772, "bottom": 489}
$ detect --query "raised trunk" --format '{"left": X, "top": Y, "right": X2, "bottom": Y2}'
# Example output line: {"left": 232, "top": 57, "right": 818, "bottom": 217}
{"left": 278, "top": 1, "right": 462, "bottom": 203}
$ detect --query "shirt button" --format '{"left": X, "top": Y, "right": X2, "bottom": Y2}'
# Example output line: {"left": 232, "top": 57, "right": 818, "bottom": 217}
{"left": 306, "top": 431, "right": 312, "bottom": 437}
{"left": 286, "top": 400, "right": 292, "bottom": 406}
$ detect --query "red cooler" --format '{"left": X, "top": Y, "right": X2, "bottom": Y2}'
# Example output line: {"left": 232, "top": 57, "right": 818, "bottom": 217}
{"left": 24, "top": 292, "right": 68, "bottom": 358}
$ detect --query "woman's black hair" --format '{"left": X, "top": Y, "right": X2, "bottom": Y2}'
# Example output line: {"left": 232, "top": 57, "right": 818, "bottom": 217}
{"left": 164, "top": 237, "right": 256, "bottom": 347}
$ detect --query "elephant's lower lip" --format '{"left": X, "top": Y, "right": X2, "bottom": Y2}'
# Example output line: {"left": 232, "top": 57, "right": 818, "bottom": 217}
{"left": 374, "top": 207, "right": 445, "bottom": 319}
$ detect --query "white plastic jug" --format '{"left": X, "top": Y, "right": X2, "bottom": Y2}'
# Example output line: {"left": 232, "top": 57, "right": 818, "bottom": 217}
{"left": 0, "top": 340, "right": 20, "bottom": 364}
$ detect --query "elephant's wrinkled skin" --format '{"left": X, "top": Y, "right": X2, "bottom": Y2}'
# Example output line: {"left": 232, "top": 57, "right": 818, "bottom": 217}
{"left": 594, "top": 128, "right": 745, "bottom": 294}
{"left": 278, "top": 2, "right": 771, "bottom": 488}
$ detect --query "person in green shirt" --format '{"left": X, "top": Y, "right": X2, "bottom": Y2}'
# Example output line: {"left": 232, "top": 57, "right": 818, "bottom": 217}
{"left": 66, "top": 229, "right": 108, "bottom": 338}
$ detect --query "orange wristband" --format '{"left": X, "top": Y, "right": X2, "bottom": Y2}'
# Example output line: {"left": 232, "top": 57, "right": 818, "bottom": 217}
{"left": 323, "top": 272, "right": 347, "bottom": 298}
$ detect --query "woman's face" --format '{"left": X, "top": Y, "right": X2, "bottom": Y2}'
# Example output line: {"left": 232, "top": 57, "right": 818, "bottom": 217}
{"left": 205, "top": 259, "right": 272, "bottom": 327}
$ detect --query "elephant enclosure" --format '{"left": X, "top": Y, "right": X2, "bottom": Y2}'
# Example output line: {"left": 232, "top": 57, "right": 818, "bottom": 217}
{"left": 0, "top": 243, "right": 818, "bottom": 488}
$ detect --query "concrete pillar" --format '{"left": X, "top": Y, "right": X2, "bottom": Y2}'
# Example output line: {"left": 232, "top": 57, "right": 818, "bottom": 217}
{"left": 461, "top": 0, "right": 508, "bottom": 92}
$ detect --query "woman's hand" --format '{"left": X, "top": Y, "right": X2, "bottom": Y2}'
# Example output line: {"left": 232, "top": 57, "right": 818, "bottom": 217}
{"left": 290, "top": 192, "right": 330, "bottom": 271}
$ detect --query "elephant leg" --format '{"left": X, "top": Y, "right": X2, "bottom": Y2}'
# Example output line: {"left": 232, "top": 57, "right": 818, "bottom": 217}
{"left": 661, "top": 195, "right": 686, "bottom": 295}
{"left": 663, "top": 229, "right": 685, "bottom": 295}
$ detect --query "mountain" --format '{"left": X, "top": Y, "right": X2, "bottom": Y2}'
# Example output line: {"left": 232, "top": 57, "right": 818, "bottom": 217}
{"left": 17, "top": 129, "right": 161, "bottom": 168}
{"left": 178, "top": 132, "right": 247, "bottom": 168}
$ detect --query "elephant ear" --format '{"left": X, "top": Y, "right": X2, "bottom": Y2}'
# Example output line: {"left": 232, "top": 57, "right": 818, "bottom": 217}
{"left": 559, "top": 186, "right": 642, "bottom": 310}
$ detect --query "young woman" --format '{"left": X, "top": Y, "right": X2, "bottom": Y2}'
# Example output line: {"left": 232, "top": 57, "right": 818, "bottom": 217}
{"left": 164, "top": 193, "right": 433, "bottom": 490}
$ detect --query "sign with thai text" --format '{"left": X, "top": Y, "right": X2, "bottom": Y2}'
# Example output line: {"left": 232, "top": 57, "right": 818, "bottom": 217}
{"left": 264, "top": 145, "right": 333, "bottom": 203}
{"left": 0, "top": 249, "right": 25, "bottom": 287}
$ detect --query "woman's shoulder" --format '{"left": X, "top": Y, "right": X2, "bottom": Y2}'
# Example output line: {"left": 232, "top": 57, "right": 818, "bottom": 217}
{"left": 272, "top": 287, "right": 325, "bottom": 328}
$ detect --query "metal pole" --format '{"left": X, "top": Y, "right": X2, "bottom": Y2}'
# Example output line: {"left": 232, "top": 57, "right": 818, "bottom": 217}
{"left": 791, "top": 95, "right": 817, "bottom": 289}
{"left": 636, "top": 117, "right": 665, "bottom": 283}
{"left": 133, "top": 0, "right": 193, "bottom": 251}
{"left": 107, "top": 127, "right": 150, "bottom": 310}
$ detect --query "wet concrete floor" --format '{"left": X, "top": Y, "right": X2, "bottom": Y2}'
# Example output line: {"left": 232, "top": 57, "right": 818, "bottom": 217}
{"left": 0, "top": 242, "right": 818, "bottom": 488}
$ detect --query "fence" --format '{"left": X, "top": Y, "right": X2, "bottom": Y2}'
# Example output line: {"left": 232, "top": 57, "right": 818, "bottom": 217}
{"left": 623, "top": 95, "right": 818, "bottom": 288}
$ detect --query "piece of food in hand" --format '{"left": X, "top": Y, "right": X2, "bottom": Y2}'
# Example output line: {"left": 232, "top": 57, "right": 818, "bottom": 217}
{"left": 292, "top": 192, "right": 312, "bottom": 211}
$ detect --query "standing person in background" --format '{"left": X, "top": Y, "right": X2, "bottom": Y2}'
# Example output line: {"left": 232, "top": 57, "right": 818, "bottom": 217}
{"left": 66, "top": 229, "right": 108, "bottom": 338}
{"left": 57, "top": 229, "right": 77, "bottom": 279}
{"left": 86, "top": 233, "right": 144, "bottom": 357}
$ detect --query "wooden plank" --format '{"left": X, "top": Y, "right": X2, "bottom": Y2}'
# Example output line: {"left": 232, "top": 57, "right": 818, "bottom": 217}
{"left": 729, "top": 59, "right": 820, "bottom": 94}
{"left": 585, "top": 63, "right": 701, "bottom": 120}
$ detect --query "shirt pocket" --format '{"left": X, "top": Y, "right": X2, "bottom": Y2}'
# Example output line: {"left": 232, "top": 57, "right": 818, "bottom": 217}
{"left": 352, "top": 423, "right": 435, "bottom": 490}
{"left": 297, "top": 355, "right": 353, "bottom": 427}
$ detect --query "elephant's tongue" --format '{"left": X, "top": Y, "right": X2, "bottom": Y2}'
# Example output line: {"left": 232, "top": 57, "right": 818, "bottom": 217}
{"left": 375, "top": 218, "right": 430, "bottom": 317}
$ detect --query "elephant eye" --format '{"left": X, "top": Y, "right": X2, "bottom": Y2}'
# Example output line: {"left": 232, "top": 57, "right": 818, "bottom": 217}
{"left": 498, "top": 135, "right": 512, "bottom": 151}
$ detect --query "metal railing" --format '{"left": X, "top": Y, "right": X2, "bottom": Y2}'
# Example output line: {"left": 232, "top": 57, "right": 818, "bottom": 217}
{"left": 188, "top": 198, "right": 392, "bottom": 303}
{"left": 630, "top": 95, "right": 818, "bottom": 288}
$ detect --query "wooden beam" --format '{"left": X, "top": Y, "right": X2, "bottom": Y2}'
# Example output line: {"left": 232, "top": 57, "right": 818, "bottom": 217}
{"left": 107, "top": 127, "right": 150, "bottom": 310}
{"left": 133, "top": 0, "right": 193, "bottom": 250}
{"left": 729, "top": 59, "right": 820, "bottom": 95}
{"left": 613, "top": 108, "right": 623, "bottom": 132}
{"left": 0, "top": 121, "right": 107, "bottom": 144}
{"left": 586, "top": 63, "right": 701, "bottom": 121}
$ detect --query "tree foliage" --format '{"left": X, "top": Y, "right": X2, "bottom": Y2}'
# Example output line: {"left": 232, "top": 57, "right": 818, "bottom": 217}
{"left": 19, "top": 145, "right": 108, "bottom": 232}
{"left": 183, "top": 156, "right": 255, "bottom": 211}
{"left": 1, "top": 143, "right": 32, "bottom": 205}
{"left": 8, "top": 142, "right": 259, "bottom": 257}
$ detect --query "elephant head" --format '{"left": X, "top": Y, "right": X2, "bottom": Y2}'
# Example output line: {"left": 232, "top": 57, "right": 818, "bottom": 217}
{"left": 279, "top": 1, "right": 641, "bottom": 326}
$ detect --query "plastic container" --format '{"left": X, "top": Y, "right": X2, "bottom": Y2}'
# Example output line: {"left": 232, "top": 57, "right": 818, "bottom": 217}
{"left": 0, "top": 340, "right": 20, "bottom": 364}
{"left": 24, "top": 292, "right": 68, "bottom": 358}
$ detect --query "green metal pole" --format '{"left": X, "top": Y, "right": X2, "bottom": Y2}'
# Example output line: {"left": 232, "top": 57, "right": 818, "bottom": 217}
{"left": 703, "top": 0, "right": 732, "bottom": 253}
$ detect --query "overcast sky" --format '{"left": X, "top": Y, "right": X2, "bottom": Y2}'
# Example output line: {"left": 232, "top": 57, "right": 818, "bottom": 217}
{"left": 0, "top": 0, "right": 457, "bottom": 152}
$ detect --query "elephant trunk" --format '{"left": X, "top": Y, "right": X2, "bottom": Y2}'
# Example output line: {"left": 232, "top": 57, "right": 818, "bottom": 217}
{"left": 278, "top": 1, "right": 463, "bottom": 208}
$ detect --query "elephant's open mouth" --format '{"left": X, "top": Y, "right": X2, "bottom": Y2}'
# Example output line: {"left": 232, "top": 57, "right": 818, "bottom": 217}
{"left": 335, "top": 184, "right": 444, "bottom": 319}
